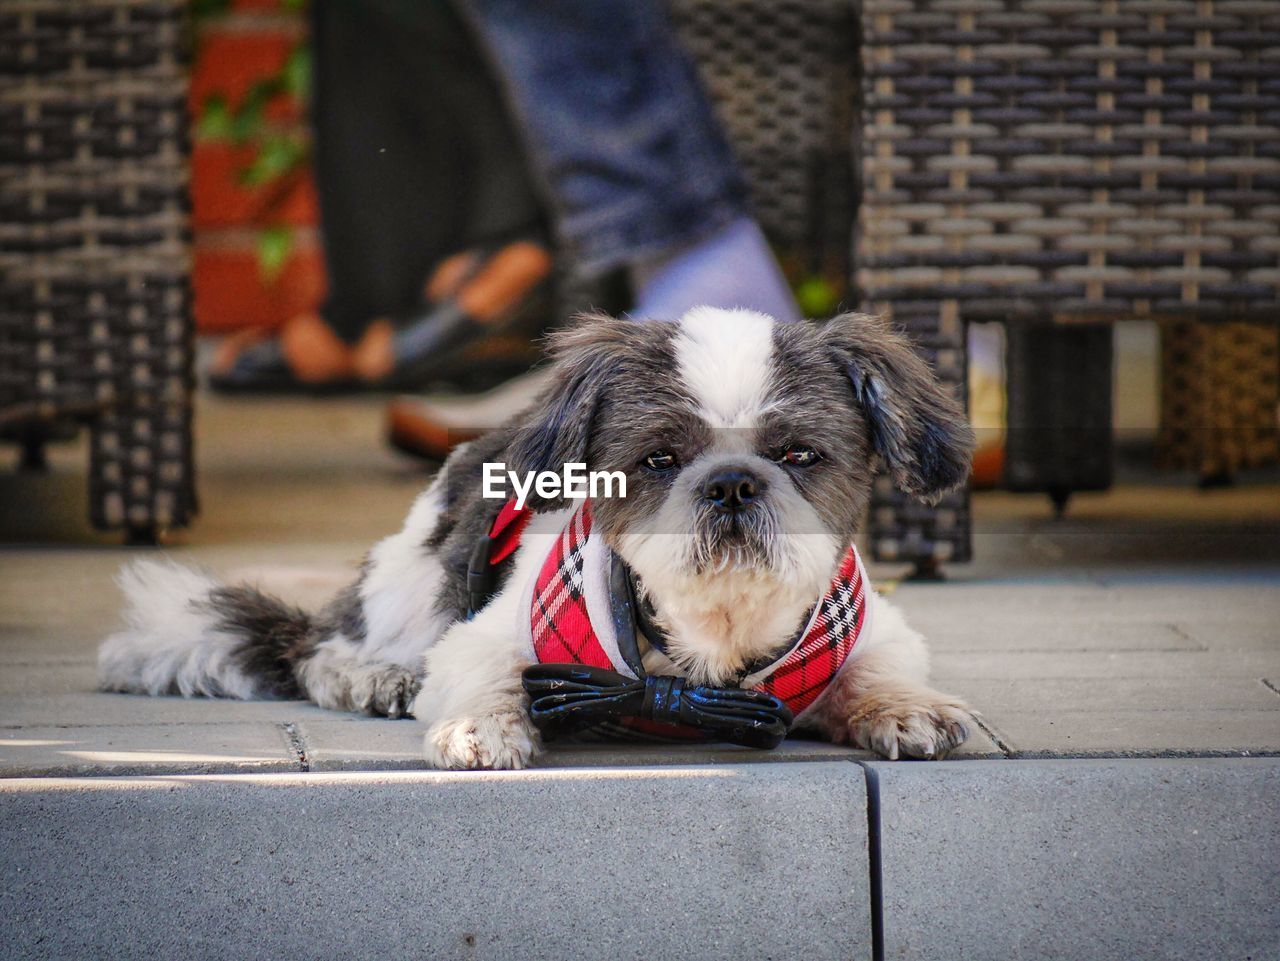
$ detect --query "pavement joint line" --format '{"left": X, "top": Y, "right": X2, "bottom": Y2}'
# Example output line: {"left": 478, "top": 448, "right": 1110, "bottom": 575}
{"left": 972, "top": 713, "right": 1015, "bottom": 757}
{"left": 942, "top": 647, "right": 1209, "bottom": 655}
{"left": 969, "top": 707, "right": 1280, "bottom": 713}
{"left": 1001, "top": 748, "right": 1280, "bottom": 760}
{"left": 853, "top": 760, "right": 885, "bottom": 961}
{"left": 1262, "top": 678, "right": 1280, "bottom": 699}
{"left": 1165, "top": 622, "right": 1210, "bottom": 650}
{"left": 281, "top": 722, "right": 310, "bottom": 772}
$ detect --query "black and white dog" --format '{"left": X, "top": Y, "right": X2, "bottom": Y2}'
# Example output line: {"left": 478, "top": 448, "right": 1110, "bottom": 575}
{"left": 100, "top": 308, "right": 977, "bottom": 768}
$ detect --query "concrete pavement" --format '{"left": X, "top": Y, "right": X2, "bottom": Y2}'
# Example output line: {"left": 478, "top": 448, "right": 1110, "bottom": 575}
{"left": 3, "top": 760, "right": 1276, "bottom": 961}
{"left": 3, "top": 394, "right": 1280, "bottom": 959}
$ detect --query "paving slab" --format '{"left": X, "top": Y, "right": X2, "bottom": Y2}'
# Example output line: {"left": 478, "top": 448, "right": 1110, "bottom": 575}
{"left": 0, "top": 692, "right": 350, "bottom": 729}
{"left": 951, "top": 675, "right": 1279, "bottom": 714}
{"left": 0, "top": 763, "right": 871, "bottom": 961}
{"left": 932, "top": 648, "right": 1280, "bottom": 681}
{"left": 962, "top": 708, "right": 1280, "bottom": 756}
{"left": 0, "top": 714, "right": 999, "bottom": 778}
{"left": 3, "top": 390, "right": 1279, "bottom": 771}
{"left": 0, "top": 723, "right": 297, "bottom": 777}
{"left": 1174, "top": 617, "right": 1280, "bottom": 652}
{"left": 897, "top": 579, "right": 1280, "bottom": 652}
{"left": 0, "top": 662, "right": 98, "bottom": 696}
{"left": 943, "top": 675, "right": 1280, "bottom": 755}
{"left": 868, "top": 758, "right": 1280, "bottom": 961}
{"left": 939, "top": 619, "right": 1205, "bottom": 653}
{"left": 296, "top": 720, "right": 945, "bottom": 770}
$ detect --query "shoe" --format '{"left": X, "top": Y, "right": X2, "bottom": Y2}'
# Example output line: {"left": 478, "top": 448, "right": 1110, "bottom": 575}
{"left": 208, "top": 240, "right": 553, "bottom": 395}
{"left": 208, "top": 314, "right": 360, "bottom": 394}
{"left": 385, "top": 368, "right": 554, "bottom": 461}
{"left": 354, "top": 240, "right": 554, "bottom": 390}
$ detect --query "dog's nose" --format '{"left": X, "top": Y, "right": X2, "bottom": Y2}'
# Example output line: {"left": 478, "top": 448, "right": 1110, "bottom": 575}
{"left": 701, "top": 468, "right": 764, "bottom": 513}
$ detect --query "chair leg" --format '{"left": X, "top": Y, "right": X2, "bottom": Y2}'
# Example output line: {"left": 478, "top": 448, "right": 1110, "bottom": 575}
{"left": 19, "top": 436, "right": 48, "bottom": 472}
{"left": 89, "top": 397, "right": 196, "bottom": 540}
{"left": 1004, "top": 321, "right": 1115, "bottom": 513}
{"left": 868, "top": 304, "right": 972, "bottom": 569}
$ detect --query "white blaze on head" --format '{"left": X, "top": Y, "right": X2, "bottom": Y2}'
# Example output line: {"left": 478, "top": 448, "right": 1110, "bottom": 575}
{"left": 673, "top": 307, "right": 776, "bottom": 429}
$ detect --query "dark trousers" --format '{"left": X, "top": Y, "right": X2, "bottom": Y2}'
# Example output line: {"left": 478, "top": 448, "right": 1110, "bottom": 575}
{"left": 310, "top": 0, "right": 544, "bottom": 341}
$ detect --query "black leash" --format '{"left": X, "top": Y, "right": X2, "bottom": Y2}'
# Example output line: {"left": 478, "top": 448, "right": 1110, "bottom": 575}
{"left": 521, "top": 552, "right": 794, "bottom": 749}
{"left": 522, "top": 664, "right": 793, "bottom": 750}
{"left": 465, "top": 515, "right": 795, "bottom": 749}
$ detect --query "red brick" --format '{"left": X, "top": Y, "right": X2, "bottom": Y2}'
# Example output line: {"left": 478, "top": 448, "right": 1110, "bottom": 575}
{"left": 190, "top": 31, "right": 304, "bottom": 122}
{"left": 191, "top": 141, "right": 319, "bottom": 229}
{"left": 193, "top": 236, "right": 327, "bottom": 335}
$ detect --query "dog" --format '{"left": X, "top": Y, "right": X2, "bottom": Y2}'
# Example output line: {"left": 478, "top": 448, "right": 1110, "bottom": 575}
{"left": 99, "top": 307, "right": 977, "bottom": 768}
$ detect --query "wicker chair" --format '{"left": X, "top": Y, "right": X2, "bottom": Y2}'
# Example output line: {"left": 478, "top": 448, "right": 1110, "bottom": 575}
{"left": 669, "top": 0, "right": 860, "bottom": 304}
{"left": 0, "top": 0, "right": 196, "bottom": 542}
{"left": 859, "top": 0, "right": 1280, "bottom": 572}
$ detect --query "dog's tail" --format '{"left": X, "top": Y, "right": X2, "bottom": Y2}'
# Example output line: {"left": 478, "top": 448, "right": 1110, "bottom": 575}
{"left": 98, "top": 559, "right": 317, "bottom": 700}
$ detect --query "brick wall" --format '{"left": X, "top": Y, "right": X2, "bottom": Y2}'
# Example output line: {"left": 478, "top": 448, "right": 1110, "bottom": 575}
{"left": 191, "top": 0, "right": 325, "bottom": 335}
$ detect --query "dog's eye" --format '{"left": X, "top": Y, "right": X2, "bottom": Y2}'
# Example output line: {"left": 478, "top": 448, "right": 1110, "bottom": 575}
{"left": 778, "top": 445, "right": 821, "bottom": 468}
{"left": 642, "top": 450, "right": 678, "bottom": 472}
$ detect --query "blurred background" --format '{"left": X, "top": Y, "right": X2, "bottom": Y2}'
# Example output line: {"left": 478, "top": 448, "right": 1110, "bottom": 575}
{"left": 2, "top": 0, "right": 1278, "bottom": 568}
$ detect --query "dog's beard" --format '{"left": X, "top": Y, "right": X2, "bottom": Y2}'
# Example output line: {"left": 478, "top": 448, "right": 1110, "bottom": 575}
{"left": 688, "top": 505, "right": 777, "bottom": 576}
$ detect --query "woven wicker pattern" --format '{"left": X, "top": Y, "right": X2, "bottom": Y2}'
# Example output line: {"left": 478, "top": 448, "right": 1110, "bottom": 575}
{"left": 0, "top": 0, "right": 195, "bottom": 535}
{"left": 859, "top": 0, "right": 1280, "bottom": 320}
{"left": 670, "top": 0, "right": 858, "bottom": 283}
{"left": 860, "top": 0, "right": 1280, "bottom": 566}
{"left": 1158, "top": 320, "right": 1280, "bottom": 476}
{"left": 868, "top": 307, "right": 972, "bottom": 565}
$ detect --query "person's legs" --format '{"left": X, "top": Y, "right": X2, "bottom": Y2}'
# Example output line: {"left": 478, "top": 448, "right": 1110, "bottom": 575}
{"left": 312, "top": 0, "right": 544, "bottom": 339}
{"left": 386, "top": 0, "right": 803, "bottom": 457}
{"left": 629, "top": 217, "right": 800, "bottom": 322}
{"left": 213, "top": 0, "right": 550, "bottom": 391}
{"left": 459, "top": 0, "right": 798, "bottom": 321}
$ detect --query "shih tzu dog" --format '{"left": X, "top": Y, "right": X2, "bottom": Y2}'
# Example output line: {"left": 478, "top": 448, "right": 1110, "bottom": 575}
{"left": 99, "top": 308, "right": 977, "bottom": 768}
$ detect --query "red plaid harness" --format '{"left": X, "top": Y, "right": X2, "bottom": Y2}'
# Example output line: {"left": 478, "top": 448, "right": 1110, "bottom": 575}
{"left": 495, "top": 500, "right": 870, "bottom": 723}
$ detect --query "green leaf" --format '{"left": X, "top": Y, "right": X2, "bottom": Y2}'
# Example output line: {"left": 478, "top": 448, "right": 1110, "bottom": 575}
{"left": 282, "top": 46, "right": 312, "bottom": 100}
{"left": 795, "top": 276, "right": 839, "bottom": 318}
{"left": 196, "top": 94, "right": 233, "bottom": 140}
{"left": 237, "top": 134, "right": 307, "bottom": 186}
{"left": 280, "top": 0, "right": 309, "bottom": 11}
{"left": 257, "top": 227, "right": 294, "bottom": 283}
{"left": 228, "top": 97, "right": 266, "bottom": 145}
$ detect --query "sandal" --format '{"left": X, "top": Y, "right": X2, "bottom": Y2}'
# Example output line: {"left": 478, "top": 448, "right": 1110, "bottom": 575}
{"left": 208, "top": 239, "right": 553, "bottom": 394}
{"left": 353, "top": 239, "right": 554, "bottom": 389}
{"left": 385, "top": 367, "right": 554, "bottom": 462}
{"left": 208, "top": 314, "right": 360, "bottom": 395}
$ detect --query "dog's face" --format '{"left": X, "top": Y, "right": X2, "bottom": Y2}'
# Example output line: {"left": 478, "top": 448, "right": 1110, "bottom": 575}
{"left": 509, "top": 308, "right": 972, "bottom": 601}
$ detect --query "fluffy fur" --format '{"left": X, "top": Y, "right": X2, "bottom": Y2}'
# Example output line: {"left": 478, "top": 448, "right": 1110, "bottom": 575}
{"left": 99, "top": 308, "right": 976, "bottom": 768}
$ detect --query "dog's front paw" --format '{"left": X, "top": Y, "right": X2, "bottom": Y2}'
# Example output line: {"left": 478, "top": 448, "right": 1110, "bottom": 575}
{"left": 844, "top": 690, "right": 974, "bottom": 760}
{"left": 352, "top": 666, "right": 421, "bottom": 719}
{"left": 424, "top": 712, "right": 538, "bottom": 770}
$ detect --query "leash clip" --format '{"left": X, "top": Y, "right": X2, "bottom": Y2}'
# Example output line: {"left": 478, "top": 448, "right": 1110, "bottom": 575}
{"left": 466, "top": 536, "right": 495, "bottom": 618}
{"left": 522, "top": 663, "right": 793, "bottom": 749}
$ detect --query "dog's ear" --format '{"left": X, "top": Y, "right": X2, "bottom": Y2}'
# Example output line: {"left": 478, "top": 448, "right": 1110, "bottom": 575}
{"left": 505, "top": 312, "right": 632, "bottom": 509}
{"left": 823, "top": 312, "right": 974, "bottom": 502}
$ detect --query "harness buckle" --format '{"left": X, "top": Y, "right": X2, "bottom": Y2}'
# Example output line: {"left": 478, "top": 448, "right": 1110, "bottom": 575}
{"left": 466, "top": 536, "right": 496, "bottom": 618}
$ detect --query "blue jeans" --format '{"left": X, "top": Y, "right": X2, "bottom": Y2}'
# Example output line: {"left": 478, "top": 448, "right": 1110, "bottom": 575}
{"left": 457, "top": 0, "right": 749, "bottom": 275}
